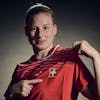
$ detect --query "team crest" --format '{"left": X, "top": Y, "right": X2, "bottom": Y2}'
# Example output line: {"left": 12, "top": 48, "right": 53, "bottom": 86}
{"left": 48, "top": 68, "right": 59, "bottom": 77}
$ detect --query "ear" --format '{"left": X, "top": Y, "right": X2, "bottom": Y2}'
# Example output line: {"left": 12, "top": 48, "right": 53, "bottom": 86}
{"left": 24, "top": 25, "right": 29, "bottom": 37}
{"left": 53, "top": 24, "right": 57, "bottom": 35}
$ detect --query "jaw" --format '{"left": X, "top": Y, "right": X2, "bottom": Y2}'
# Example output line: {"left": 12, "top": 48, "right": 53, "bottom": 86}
{"left": 32, "top": 41, "right": 54, "bottom": 54}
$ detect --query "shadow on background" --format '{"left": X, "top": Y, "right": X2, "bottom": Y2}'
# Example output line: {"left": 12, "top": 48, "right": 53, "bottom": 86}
{"left": 0, "top": 0, "right": 100, "bottom": 100}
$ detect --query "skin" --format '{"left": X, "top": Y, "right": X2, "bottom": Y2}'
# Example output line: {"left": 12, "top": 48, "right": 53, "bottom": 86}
{"left": 10, "top": 79, "right": 43, "bottom": 97}
{"left": 25, "top": 12, "right": 57, "bottom": 59}
{"left": 8, "top": 12, "right": 100, "bottom": 99}
{"left": 73, "top": 40, "right": 100, "bottom": 99}
{"left": 9, "top": 12, "right": 57, "bottom": 98}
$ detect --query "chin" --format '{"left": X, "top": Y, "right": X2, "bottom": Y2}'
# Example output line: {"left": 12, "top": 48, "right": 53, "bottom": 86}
{"left": 36, "top": 44, "right": 50, "bottom": 50}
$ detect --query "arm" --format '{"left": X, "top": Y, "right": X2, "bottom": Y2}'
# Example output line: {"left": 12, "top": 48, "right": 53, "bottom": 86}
{"left": 73, "top": 40, "right": 100, "bottom": 99}
{"left": 92, "top": 53, "right": 100, "bottom": 97}
{"left": 5, "top": 79, "right": 43, "bottom": 99}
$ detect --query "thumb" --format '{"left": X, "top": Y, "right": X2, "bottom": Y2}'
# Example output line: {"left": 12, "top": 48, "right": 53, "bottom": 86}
{"left": 27, "top": 79, "right": 43, "bottom": 85}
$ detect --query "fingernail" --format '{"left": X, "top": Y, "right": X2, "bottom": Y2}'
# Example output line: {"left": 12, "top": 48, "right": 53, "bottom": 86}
{"left": 39, "top": 79, "right": 43, "bottom": 82}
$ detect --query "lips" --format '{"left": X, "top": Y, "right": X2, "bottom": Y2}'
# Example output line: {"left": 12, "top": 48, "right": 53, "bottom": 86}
{"left": 36, "top": 40, "right": 46, "bottom": 44}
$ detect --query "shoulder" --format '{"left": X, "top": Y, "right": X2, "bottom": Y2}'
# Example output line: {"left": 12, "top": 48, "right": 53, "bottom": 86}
{"left": 56, "top": 46, "right": 75, "bottom": 55}
{"left": 16, "top": 55, "right": 36, "bottom": 69}
{"left": 54, "top": 46, "right": 77, "bottom": 62}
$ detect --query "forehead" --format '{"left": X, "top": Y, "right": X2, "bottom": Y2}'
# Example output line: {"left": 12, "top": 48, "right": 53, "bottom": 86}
{"left": 33, "top": 12, "right": 52, "bottom": 20}
{"left": 31, "top": 12, "right": 53, "bottom": 25}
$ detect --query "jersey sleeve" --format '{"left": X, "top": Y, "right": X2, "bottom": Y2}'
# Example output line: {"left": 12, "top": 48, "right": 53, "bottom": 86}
{"left": 74, "top": 54, "right": 95, "bottom": 94}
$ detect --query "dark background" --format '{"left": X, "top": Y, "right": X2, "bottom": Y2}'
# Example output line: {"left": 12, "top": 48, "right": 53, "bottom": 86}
{"left": 0, "top": 0, "right": 100, "bottom": 99}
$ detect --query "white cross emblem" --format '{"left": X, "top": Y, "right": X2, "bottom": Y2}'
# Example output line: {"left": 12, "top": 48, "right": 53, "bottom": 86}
{"left": 49, "top": 68, "right": 59, "bottom": 77}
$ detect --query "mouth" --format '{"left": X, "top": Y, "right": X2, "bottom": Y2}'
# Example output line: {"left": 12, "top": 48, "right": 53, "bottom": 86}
{"left": 36, "top": 40, "right": 46, "bottom": 44}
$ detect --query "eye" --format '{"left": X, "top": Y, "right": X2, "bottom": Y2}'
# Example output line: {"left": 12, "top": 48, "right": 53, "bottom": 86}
{"left": 30, "top": 27, "right": 37, "bottom": 31}
{"left": 43, "top": 26, "right": 49, "bottom": 30}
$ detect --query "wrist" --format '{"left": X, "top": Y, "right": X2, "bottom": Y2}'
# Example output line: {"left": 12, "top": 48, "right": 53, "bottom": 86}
{"left": 9, "top": 85, "right": 21, "bottom": 99}
{"left": 9, "top": 86, "right": 16, "bottom": 98}
{"left": 92, "top": 51, "right": 100, "bottom": 61}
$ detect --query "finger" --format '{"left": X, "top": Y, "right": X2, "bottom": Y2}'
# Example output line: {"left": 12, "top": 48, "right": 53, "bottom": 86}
{"left": 29, "top": 85, "right": 33, "bottom": 89}
{"left": 27, "top": 79, "right": 43, "bottom": 85}
{"left": 26, "top": 85, "right": 33, "bottom": 91}
{"left": 23, "top": 87, "right": 29, "bottom": 93}
{"left": 73, "top": 41, "right": 81, "bottom": 48}
{"left": 78, "top": 49, "right": 83, "bottom": 55}
{"left": 22, "top": 87, "right": 32, "bottom": 96}
{"left": 23, "top": 86, "right": 32, "bottom": 92}
{"left": 21, "top": 91, "right": 29, "bottom": 97}
{"left": 73, "top": 43, "right": 81, "bottom": 53}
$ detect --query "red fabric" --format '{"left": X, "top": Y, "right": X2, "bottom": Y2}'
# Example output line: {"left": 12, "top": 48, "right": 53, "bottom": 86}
{"left": 5, "top": 46, "right": 94, "bottom": 100}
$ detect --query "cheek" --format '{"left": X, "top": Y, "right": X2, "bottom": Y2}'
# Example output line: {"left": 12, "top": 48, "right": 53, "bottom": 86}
{"left": 46, "top": 33, "right": 55, "bottom": 41}
{"left": 46, "top": 30, "right": 55, "bottom": 38}
{"left": 29, "top": 31, "right": 36, "bottom": 38}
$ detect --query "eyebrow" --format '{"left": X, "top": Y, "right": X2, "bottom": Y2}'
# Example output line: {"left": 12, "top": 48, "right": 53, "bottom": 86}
{"left": 43, "top": 24, "right": 51, "bottom": 26}
{"left": 32, "top": 24, "right": 51, "bottom": 27}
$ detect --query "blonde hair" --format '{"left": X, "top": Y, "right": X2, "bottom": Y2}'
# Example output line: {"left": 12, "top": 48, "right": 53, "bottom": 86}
{"left": 25, "top": 3, "right": 55, "bottom": 25}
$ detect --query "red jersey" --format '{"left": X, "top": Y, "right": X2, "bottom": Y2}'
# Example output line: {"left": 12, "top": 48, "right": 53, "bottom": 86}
{"left": 5, "top": 45, "right": 94, "bottom": 100}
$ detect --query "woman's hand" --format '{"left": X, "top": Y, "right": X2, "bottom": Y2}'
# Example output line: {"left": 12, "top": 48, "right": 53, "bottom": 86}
{"left": 10, "top": 79, "right": 43, "bottom": 98}
{"left": 73, "top": 40, "right": 99, "bottom": 58}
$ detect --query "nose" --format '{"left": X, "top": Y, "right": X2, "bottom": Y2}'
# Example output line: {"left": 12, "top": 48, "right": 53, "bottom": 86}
{"left": 37, "top": 28, "right": 44, "bottom": 38}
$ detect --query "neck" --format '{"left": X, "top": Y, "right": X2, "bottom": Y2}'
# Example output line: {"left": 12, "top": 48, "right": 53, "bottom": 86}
{"left": 33, "top": 44, "right": 54, "bottom": 60}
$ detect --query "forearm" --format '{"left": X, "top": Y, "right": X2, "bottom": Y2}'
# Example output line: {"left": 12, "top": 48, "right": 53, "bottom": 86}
{"left": 92, "top": 52, "right": 100, "bottom": 97}
{"left": 5, "top": 83, "right": 21, "bottom": 99}
{"left": 5, "top": 85, "right": 16, "bottom": 99}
